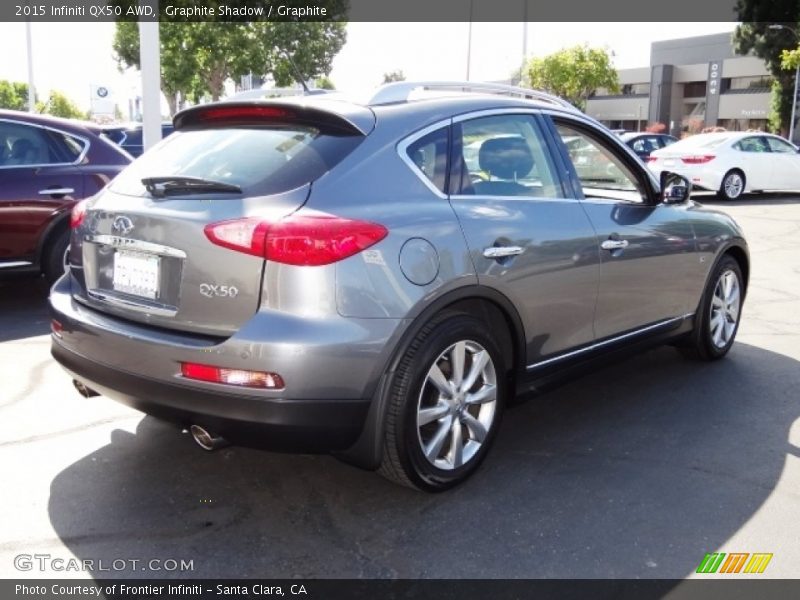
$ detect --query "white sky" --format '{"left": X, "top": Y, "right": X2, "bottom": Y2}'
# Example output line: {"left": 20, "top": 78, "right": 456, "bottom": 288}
{"left": 0, "top": 21, "right": 738, "bottom": 115}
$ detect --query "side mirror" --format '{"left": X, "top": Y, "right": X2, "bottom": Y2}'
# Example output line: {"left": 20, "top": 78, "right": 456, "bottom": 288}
{"left": 660, "top": 171, "right": 691, "bottom": 204}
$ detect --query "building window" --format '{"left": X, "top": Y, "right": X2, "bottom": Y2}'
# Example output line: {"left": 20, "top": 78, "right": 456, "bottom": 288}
{"left": 683, "top": 81, "right": 707, "bottom": 98}
{"left": 721, "top": 76, "right": 772, "bottom": 93}
{"left": 620, "top": 83, "right": 650, "bottom": 95}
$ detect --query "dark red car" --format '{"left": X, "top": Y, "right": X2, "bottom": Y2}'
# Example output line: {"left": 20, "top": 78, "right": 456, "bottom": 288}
{"left": 0, "top": 110, "right": 131, "bottom": 282}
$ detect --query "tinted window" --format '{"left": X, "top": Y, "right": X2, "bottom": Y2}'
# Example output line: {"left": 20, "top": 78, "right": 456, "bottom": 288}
{"left": 0, "top": 121, "right": 85, "bottom": 167}
{"left": 734, "top": 137, "right": 769, "bottom": 153}
{"left": 766, "top": 137, "right": 796, "bottom": 153}
{"left": 453, "top": 114, "right": 562, "bottom": 198}
{"left": 110, "top": 127, "right": 363, "bottom": 197}
{"left": 555, "top": 122, "right": 647, "bottom": 204}
{"left": 406, "top": 127, "right": 448, "bottom": 194}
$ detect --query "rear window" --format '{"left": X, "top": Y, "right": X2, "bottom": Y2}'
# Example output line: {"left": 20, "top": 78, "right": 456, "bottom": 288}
{"left": 110, "top": 126, "right": 362, "bottom": 197}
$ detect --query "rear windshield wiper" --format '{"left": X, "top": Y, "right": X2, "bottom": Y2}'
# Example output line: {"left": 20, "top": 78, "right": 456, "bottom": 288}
{"left": 141, "top": 176, "right": 242, "bottom": 197}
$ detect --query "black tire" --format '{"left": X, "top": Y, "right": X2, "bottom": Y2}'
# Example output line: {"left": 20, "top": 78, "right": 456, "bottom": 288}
{"left": 719, "top": 169, "right": 745, "bottom": 201}
{"left": 378, "top": 312, "right": 507, "bottom": 491}
{"left": 677, "top": 255, "right": 744, "bottom": 361}
{"left": 43, "top": 229, "right": 70, "bottom": 284}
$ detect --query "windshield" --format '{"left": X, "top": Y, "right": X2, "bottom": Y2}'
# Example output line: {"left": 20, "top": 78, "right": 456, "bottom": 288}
{"left": 110, "top": 126, "right": 362, "bottom": 197}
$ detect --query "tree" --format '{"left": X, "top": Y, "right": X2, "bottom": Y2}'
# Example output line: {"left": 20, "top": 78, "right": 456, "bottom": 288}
{"left": 113, "top": 20, "right": 347, "bottom": 111}
{"left": 734, "top": 3, "right": 800, "bottom": 135}
{"left": 382, "top": 70, "right": 406, "bottom": 84}
{"left": 315, "top": 76, "right": 335, "bottom": 90}
{"left": 0, "top": 80, "right": 32, "bottom": 111}
{"left": 525, "top": 45, "right": 619, "bottom": 110}
{"left": 38, "top": 91, "right": 84, "bottom": 119}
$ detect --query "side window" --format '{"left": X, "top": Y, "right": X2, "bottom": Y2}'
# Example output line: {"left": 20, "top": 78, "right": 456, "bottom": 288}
{"left": 766, "top": 137, "right": 796, "bottom": 154}
{"left": 735, "top": 137, "right": 770, "bottom": 153}
{"left": 555, "top": 122, "right": 648, "bottom": 204}
{"left": 45, "top": 130, "right": 86, "bottom": 163}
{"left": 0, "top": 121, "right": 84, "bottom": 167}
{"left": 661, "top": 136, "right": 678, "bottom": 148}
{"left": 405, "top": 127, "right": 449, "bottom": 194}
{"left": 452, "top": 114, "right": 562, "bottom": 198}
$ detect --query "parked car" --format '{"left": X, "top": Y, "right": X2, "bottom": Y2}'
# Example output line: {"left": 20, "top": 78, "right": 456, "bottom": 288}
{"left": 648, "top": 131, "right": 800, "bottom": 200}
{"left": 103, "top": 123, "right": 175, "bottom": 158}
{"left": 50, "top": 82, "right": 749, "bottom": 491}
{"left": 0, "top": 110, "right": 131, "bottom": 282}
{"left": 621, "top": 132, "right": 678, "bottom": 161}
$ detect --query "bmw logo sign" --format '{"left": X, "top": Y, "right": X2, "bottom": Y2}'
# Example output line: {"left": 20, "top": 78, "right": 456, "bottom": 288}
{"left": 97, "top": 87, "right": 109, "bottom": 98}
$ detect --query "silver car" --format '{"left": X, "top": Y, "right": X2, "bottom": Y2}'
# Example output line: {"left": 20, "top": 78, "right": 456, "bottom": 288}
{"left": 50, "top": 82, "right": 749, "bottom": 491}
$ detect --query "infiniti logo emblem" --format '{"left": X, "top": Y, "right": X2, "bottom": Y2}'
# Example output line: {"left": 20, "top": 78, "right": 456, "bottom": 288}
{"left": 112, "top": 216, "right": 134, "bottom": 236}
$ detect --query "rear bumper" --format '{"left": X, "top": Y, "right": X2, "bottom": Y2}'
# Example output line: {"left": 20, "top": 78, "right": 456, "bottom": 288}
{"left": 51, "top": 341, "right": 368, "bottom": 451}
{"left": 49, "top": 275, "right": 406, "bottom": 452}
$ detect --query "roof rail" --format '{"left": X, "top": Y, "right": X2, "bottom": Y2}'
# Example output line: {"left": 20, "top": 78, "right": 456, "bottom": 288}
{"left": 367, "top": 81, "right": 579, "bottom": 111}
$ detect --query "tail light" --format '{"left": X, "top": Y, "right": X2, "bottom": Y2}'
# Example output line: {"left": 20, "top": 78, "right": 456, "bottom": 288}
{"left": 181, "top": 362, "right": 285, "bottom": 390}
{"left": 645, "top": 156, "right": 658, "bottom": 163}
{"left": 70, "top": 199, "right": 90, "bottom": 229}
{"left": 680, "top": 155, "right": 715, "bottom": 164}
{"left": 204, "top": 212, "right": 388, "bottom": 266}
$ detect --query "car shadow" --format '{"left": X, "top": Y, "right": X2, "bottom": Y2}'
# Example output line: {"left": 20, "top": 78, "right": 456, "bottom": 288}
{"left": 0, "top": 275, "right": 51, "bottom": 342}
{"left": 45, "top": 341, "right": 799, "bottom": 579}
{"left": 691, "top": 191, "right": 800, "bottom": 206}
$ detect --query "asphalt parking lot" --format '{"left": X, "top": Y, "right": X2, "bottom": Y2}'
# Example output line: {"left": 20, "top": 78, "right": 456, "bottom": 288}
{"left": 1, "top": 193, "right": 799, "bottom": 581}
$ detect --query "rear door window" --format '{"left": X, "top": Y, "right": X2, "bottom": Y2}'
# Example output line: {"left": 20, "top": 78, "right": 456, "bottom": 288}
{"left": 110, "top": 126, "right": 363, "bottom": 197}
{"left": 451, "top": 114, "right": 563, "bottom": 198}
{"left": 0, "top": 120, "right": 85, "bottom": 167}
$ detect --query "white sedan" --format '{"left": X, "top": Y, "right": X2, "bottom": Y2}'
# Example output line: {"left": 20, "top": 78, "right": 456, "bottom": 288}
{"left": 647, "top": 131, "right": 800, "bottom": 200}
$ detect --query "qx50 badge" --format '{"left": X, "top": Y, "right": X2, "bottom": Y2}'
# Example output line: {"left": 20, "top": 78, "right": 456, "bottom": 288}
{"left": 199, "top": 284, "right": 239, "bottom": 299}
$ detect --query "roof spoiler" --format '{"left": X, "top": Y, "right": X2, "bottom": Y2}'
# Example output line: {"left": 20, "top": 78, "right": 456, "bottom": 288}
{"left": 173, "top": 101, "right": 370, "bottom": 136}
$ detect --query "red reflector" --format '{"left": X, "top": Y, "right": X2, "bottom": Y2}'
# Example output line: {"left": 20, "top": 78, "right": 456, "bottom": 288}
{"left": 70, "top": 199, "right": 90, "bottom": 229}
{"left": 181, "top": 363, "right": 285, "bottom": 389}
{"left": 196, "top": 106, "right": 295, "bottom": 122}
{"left": 680, "top": 155, "right": 715, "bottom": 164}
{"left": 51, "top": 319, "right": 63, "bottom": 338}
{"left": 204, "top": 213, "right": 388, "bottom": 266}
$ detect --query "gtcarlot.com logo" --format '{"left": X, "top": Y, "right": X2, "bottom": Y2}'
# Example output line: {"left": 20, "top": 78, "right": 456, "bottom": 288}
{"left": 696, "top": 552, "right": 773, "bottom": 574}
{"left": 14, "top": 553, "right": 194, "bottom": 572}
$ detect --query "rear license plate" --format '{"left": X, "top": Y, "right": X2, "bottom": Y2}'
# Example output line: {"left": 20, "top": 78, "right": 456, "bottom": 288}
{"left": 113, "top": 250, "right": 160, "bottom": 299}
{"left": 663, "top": 159, "right": 675, "bottom": 167}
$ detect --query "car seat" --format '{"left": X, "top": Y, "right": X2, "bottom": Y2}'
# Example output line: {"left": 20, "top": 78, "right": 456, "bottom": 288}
{"left": 7, "top": 138, "right": 40, "bottom": 165}
{"left": 473, "top": 137, "right": 534, "bottom": 196}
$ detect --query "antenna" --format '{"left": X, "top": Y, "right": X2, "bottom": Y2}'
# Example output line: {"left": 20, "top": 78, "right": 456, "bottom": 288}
{"left": 281, "top": 50, "right": 311, "bottom": 95}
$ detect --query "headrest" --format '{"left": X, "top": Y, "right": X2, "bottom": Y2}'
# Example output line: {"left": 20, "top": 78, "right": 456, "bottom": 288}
{"left": 11, "top": 138, "right": 35, "bottom": 157}
{"left": 478, "top": 137, "right": 534, "bottom": 180}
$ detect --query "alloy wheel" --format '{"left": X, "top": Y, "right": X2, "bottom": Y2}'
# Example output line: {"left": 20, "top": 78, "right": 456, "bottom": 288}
{"left": 724, "top": 173, "right": 743, "bottom": 199}
{"left": 416, "top": 340, "right": 497, "bottom": 470}
{"left": 709, "top": 269, "right": 741, "bottom": 348}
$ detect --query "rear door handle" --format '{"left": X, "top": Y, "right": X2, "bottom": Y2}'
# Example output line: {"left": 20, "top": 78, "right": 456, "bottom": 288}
{"left": 601, "top": 239, "right": 629, "bottom": 251}
{"left": 38, "top": 187, "right": 75, "bottom": 196}
{"left": 483, "top": 246, "right": 524, "bottom": 259}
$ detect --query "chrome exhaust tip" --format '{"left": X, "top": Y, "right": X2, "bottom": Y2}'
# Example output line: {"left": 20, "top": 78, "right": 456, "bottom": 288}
{"left": 72, "top": 379, "right": 99, "bottom": 398}
{"left": 189, "top": 425, "right": 229, "bottom": 451}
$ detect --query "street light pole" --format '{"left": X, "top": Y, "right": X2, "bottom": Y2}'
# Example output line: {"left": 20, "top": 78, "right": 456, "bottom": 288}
{"left": 768, "top": 24, "right": 799, "bottom": 142}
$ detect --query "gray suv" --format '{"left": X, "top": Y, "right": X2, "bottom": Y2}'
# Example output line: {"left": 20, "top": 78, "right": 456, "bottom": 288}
{"left": 50, "top": 82, "right": 749, "bottom": 491}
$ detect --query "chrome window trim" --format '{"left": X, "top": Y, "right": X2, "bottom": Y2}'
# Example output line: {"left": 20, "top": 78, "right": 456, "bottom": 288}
{"left": 0, "top": 117, "right": 91, "bottom": 170}
{"left": 450, "top": 194, "right": 581, "bottom": 203}
{"left": 85, "top": 234, "right": 188, "bottom": 259}
{"left": 526, "top": 313, "right": 695, "bottom": 371}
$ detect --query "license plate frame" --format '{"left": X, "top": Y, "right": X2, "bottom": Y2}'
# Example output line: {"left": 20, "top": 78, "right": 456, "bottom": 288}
{"left": 112, "top": 250, "right": 160, "bottom": 300}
